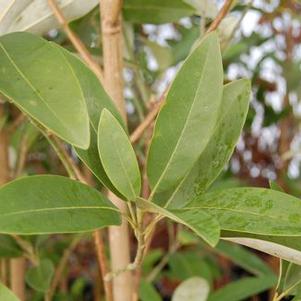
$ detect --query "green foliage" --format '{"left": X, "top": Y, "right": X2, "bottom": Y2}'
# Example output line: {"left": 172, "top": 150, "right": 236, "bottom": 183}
{"left": 0, "top": 32, "right": 90, "bottom": 149}
{"left": 0, "top": 175, "right": 120, "bottom": 234}
{"left": 147, "top": 32, "right": 223, "bottom": 195}
{"left": 98, "top": 109, "right": 141, "bottom": 201}
{"left": 0, "top": 283, "right": 20, "bottom": 301}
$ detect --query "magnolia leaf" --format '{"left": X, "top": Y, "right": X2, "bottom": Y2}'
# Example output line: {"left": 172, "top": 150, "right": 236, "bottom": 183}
{"left": 0, "top": 175, "right": 120, "bottom": 234}
{"left": 52, "top": 44, "right": 125, "bottom": 197}
{"left": 184, "top": 188, "right": 301, "bottom": 236}
{"left": 0, "top": 0, "right": 98, "bottom": 35}
{"left": 25, "top": 259, "right": 54, "bottom": 292}
{"left": 0, "top": 32, "right": 90, "bottom": 149}
{"left": 123, "top": 0, "right": 195, "bottom": 24}
{"left": 0, "top": 283, "right": 20, "bottom": 301}
{"left": 172, "top": 277, "right": 210, "bottom": 301}
{"left": 98, "top": 109, "right": 141, "bottom": 201}
{"left": 137, "top": 198, "right": 220, "bottom": 247}
{"left": 147, "top": 32, "right": 223, "bottom": 195}
{"left": 159, "top": 79, "right": 251, "bottom": 208}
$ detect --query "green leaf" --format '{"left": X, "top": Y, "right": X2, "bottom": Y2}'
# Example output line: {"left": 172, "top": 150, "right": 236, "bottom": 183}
{"left": 137, "top": 198, "right": 220, "bottom": 247}
{"left": 215, "top": 241, "right": 274, "bottom": 277}
{"left": 0, "top": 32, "right": 90, "bottom": 149}
{"left": 139, "top": 280, "right": 162, "bottom": 301}
{"left": 269, "top": 180, "right": 284, "bottom": 192}
{"left": 159, "top": 79, "right": 251, "bottom": 208}
{"left": 147, "top": 32, "right": 223, "bottom": 195}
{"left": 172, "top": 277, "right": 210, "bottom": 301}
{"left": 0, "top": 0, "right": 98, "bottom": 36}
{"left": 25, "top": 259, "right": 54, "bottom": 292}
{"left": 123, "top": 0, "right": 195, "bottom": 24}
{"left": 98, "top": 109, "right": 141, "bottom": 201}
{"left": 0, "top": 283, "right": 20, "bottom": 301}
{"left": 207, "top": 276, "right": 275, "bottom": 301}
{"left": 0, "top": 235, "right": 23, "bottom": 258}
{"left": 53, "top": 45, "right": 125, "bottom": 197}
{"left": 183, "top": 188, "right": 301, "bottom": 236}
{"left": 0, "top": 175, "right": 120, "bottom": 234}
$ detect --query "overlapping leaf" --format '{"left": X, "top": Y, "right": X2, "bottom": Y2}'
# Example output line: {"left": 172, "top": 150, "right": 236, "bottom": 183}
{"left": 0, "top": 175, "right": 120, "bottom": 234}
{"left": 0, "top": 283, "right": 20, "bottom": 301}
{"left": 0, "top": 32, "right": 90, "bottom": 149}
{"left": 98, "top": 109, "right": 141, "bottom": 201}
{"left": 147, "top": 32, "right": 223, "bottom": 196}
{"left": 157, "top": 79, "right": 251, "bottom": 208}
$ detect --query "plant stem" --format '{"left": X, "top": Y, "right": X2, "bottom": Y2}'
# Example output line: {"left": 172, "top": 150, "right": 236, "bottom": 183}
{"left": 47, "top": 0, "right": 104, "bottom": 84}
{"left": 100, "top": 1, "right": 134, "bottom": 301}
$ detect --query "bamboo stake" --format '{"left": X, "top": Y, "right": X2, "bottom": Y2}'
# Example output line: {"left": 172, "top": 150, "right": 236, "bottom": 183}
{"left": 100, "top": 1, "right": 133, "bottom": 301}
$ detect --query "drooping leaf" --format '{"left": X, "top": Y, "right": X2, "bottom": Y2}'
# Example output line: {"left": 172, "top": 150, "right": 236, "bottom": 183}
{"left": 0, "top": 0, "right": 98, "bottom": 35}
{"left": 52, "top": 44, "right": 125, "bottom": 197}
{"left": 147, "top": 32, "right": 223, "bottom": 195}
{"left": 123, "top": 0, "right": 195, "bottom": 24}
{"left": 0, "top": 175, "right": 120, "bottom": 234}
{"left": 137, "top": 198, "right": 220, "bottom": 247}
{"left": 158, "top": 79, "right": 251, "bottom": 208}
{"left": 0, "top": 32, "right": 90, "bottom": 149}
{"left": 139, "top": 280, "right": 162, "bottom": 301}
{"left": 208, "top": 276, "right": 275, "bottom": 301}
{"left": 0, "top": 283, "right": 20, "bottom": 301}
{"left": 25, "top": 259, "right": 54, "bottom": 292}
{"left": 172, "top": 277, "right": 210, "bottom": 301}
{"left": 182, "top": 188, "right": 301, "bottom": 237}
{"left": 98, "top": 109, "right": 141, "bottom": 201}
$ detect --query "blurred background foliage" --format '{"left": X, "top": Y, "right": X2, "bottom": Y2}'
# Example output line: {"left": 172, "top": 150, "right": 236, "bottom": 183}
{"left": 1, "top": 0, "right": 301, "bottom": 300}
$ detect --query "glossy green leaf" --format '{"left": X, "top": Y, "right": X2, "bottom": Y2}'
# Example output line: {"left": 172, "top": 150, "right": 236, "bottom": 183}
{"left": 137, "top": 198, "right": 220, "bottom": 246}
{"left": 0, "top": 283, "right": 20, "bottom": 301}
{"left": 159, "top": 79, "right": 251, "bottom": 208}
{"left": 0, "top": 0, "right": 98, "bottom": 36}
{"left": 98, "top": 109, "right": 141, "bottom": 201}
{"left": 147, "top": 32, "right": 223, "bottom": 195}
{"left": 53, "top": 45, "right": 125, "bottom": 197}
{"left": 208, "top": 276, "right": 275, "bottom": 301}
{"left": 0, "top": 175, "right": 120, "bottom": 234}
{"left": 172, "top": 277, "right": 210, "bottom": 301}
{"left": 184, "top": 188, "right": 301, "bottom": 236}
{"left": 25, "top": 259, "right": 54, "bottom": 292}
{"left": 139, "top": 280, "right": 162, "bottom": 301}
{"left": 123, "top": 0, "right": 195, "bottom": 24}
{"left": 0, "top": 32, "right": 90, "bottom": 149}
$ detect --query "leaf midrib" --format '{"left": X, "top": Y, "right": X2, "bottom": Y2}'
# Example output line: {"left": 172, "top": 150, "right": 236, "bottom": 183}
{"left": 150, "top": 39, "right": 213, "bottom": 196}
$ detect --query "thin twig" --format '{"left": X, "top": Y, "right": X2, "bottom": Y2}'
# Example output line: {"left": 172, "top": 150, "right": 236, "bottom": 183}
{"left": 45, "top": 236, "right": 82, "bottom": 301}
{"left": 47, "top": 0, "right": 104, "bottom": 84}
{"left": 93, "top": 231, "right": 113, "bottom": 301}
{"left": 206, "top": 0, "right": 235, "bottom": 33}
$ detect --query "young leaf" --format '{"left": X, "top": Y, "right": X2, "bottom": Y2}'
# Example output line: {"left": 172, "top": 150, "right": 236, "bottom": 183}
{"left": 25, "top": 259, "right": 54, "bottom": 292}
{"left": 98, "top": 109, "right": 141, "bottom": 201}
{"left": 160, "top": 79, "right": 251, "bottom": 208}
{"left": 139, "top": 280, "right": 162, "bottom": 301}
{"left": 0, "top": 0, "right": 98, "bottom": 35}
{"left": 123, "top": 0, "right": 195, "bottom": 24}
{"left": 172, "top": 277, "right": 210, "bottom": 301}
{"left": 0, "top": 175, "right": 120, "bottom": 234}
{"left": 0, "top": 32, "right": 90, "bottom": 149}
{"left": 183, "top": 188, "right": 301, "bottom": 236}
{"left": 208, "top": 276, "right": 275, "bottom": 301}
{"left": 0, "top": 283, "right": 20, "bottom": 301}
{"left": 147, "top": 32, "right": 223, "bottom": 195}
{"left": 53, "top": 45, "right": 125, "bottom": 197}
{"left": 137, "top": 198, "right": 220, "bottom": 247}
